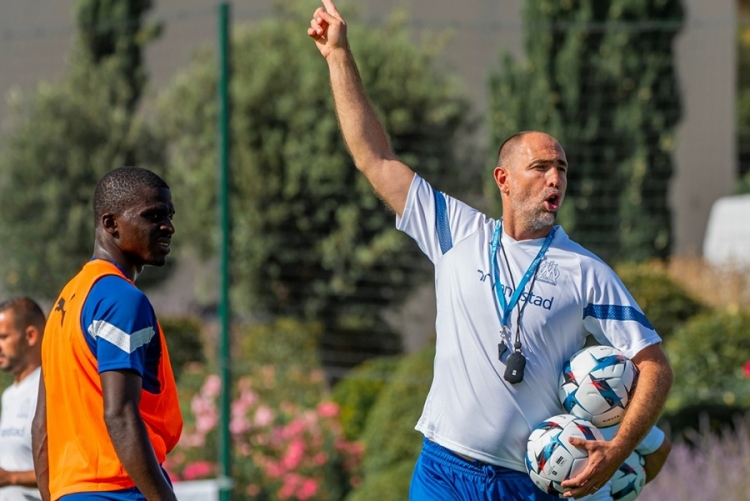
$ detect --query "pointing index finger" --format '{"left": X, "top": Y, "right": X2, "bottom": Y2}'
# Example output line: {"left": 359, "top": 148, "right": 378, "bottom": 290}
{"left": 321, "top": 0, "right": 340, "bottom": 17}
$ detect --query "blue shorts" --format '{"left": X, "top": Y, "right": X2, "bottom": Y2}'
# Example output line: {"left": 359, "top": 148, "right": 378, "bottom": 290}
{"left": 410, "top": 437, "right": 561, "bottom": 501}
{"left": 60, "top": 488, "right": 147, "bottom": 501}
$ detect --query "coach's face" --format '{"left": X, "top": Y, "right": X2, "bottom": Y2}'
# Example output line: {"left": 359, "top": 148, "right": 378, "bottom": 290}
{"left": 503, "top": 133, "right": 568, "bottom": 234}
{"left": 0, "top": 309, "right": 29, "bottom": 376}
{"left": 114, "top": 186, "right": 175, "bottom": 270}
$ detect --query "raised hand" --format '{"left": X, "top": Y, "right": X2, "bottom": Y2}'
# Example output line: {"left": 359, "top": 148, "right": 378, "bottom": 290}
{"left": 307, "top": 0, "right": 348, "bottom": 59}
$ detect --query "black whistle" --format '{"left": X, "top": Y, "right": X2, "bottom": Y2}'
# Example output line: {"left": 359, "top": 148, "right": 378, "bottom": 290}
{"left": 504, "top": 352, "right": 526, "bottom": 384}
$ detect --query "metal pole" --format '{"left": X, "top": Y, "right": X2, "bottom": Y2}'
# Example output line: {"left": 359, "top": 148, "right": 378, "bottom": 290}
{"left": 217, "top": 3, "right": 232, "bottom": 501}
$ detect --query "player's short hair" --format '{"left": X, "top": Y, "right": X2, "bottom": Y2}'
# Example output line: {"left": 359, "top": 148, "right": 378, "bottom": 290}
{"left": 0, "top": 296, "right": 46, "bottom": 332}
{"left": 93, "top": 167, "right": 169, "bottom": 226}
{"left": 496, "top": 131, "right": 533, "bottom": 168}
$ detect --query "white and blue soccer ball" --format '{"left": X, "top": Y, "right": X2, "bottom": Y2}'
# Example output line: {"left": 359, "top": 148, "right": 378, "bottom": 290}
{"left": 525, "top": 414, "right": 604, "bottom": 498}
{"left": 611, "top": 451, "right": 647, "bottom": 501}
{"left": 558, "top": 346, "right": 639, "bottom": 428}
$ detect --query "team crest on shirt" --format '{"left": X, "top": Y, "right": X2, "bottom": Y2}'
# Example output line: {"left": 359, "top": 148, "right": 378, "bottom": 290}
{"left": 537, "top": 260, "right": 560, "bottom": 286}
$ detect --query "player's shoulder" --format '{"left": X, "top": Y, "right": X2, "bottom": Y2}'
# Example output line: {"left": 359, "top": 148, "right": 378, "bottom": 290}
{"left": 85, "top": 274, "right": 155, "bottom": 320}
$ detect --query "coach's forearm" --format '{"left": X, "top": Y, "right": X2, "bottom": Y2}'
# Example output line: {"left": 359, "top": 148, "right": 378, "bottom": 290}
{"left": 611, "top": 344, "right": 673, "bottom": 458}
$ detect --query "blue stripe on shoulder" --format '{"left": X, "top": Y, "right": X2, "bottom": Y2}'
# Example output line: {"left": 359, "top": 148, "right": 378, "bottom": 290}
{"left": 433, "top": 190, "right": 453, "bottom": 254}
{"left": 583, "top": 304, "right": 654, "bottom": 330}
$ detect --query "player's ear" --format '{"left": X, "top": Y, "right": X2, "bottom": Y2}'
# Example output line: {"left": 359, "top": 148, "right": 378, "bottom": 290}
{"left": 101, "top": 213, "right": 118, "bottom": 236}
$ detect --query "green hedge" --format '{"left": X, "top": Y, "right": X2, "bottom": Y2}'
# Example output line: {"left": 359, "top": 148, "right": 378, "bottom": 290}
{"left": 616, "top": 262, "right": 706, "bottom": 339}
{"left": 343, "top": 345, "right": 435, "bottom": 501}
{"left": 160, "top": 316, "right": 205, "bottom": 382}
{"left": 665, "top": 309, "right": 750, "bottom": 410}
{"left": 332, "top": 356, "right": 401, "bottom": 441}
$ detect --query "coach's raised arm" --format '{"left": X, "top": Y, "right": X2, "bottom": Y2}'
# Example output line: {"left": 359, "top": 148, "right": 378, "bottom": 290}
{"left": 307, "top": 0, "right": 414, "bottom": 217}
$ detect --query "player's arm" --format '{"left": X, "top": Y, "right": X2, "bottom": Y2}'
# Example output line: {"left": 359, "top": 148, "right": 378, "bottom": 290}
{"left": 562, "top": 344, "right": 673, "bottom": 498}
{"left": 101, "top": 370, "right": 176, "bottom": 501}
{"left": 0, "top": 469, "right": 37, "bottom": 488}
{"left": 308, "top": 0, "right": 415, "bottom": 216}
{"left": 31, "top": 371, "right": 50, "bottom": 501}
{"left": 643, "top": 432, "right": 671, "bottom": 483}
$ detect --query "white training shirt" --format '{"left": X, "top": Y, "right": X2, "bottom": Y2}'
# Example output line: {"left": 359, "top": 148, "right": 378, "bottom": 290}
{"left": 0, "top": 367, "right": 42, "bottom": 501}
{"left": 396, "top": 175, "right": 662, "bottom": 472}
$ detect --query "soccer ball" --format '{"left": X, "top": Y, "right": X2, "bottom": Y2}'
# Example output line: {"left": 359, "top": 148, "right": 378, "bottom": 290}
{"left": 558, "top": 346, "right": 639, "bottom": 428}
{"left": 611, "top": 451, "right": 647, "bottom": 501}
{"left": 525, "top": 414, "right": 604, "bottom": 497}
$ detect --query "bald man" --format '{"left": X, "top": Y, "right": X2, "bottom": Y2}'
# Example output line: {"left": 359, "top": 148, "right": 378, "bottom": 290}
{"left": 0, "top": 297, "right": 45, "bottom": 501}
{"left": 308, "top": 2, "right": 673, "bottom": 500}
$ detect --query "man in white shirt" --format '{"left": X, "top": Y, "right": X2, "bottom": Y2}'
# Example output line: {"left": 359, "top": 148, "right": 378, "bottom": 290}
{"left": 0, "top": 297, "right": 45, "bottom": 501}
{"left": 307, "top": 1, "right": 674, "bottom": 499}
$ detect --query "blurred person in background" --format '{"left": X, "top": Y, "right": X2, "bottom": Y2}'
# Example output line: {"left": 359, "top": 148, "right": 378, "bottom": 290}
{"left": 307, "top": 1, "right": 673, "bottom": 499}
{"left": 0, "top": 297, "right": 45, "bottom": 501}
{"left": 32, "top": 167, "right": 182, "bottom": 501}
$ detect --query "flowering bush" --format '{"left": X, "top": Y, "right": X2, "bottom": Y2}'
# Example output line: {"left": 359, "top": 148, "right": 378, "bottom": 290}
{"left": 165, "top": 369, "right": 362, "bottom": 501}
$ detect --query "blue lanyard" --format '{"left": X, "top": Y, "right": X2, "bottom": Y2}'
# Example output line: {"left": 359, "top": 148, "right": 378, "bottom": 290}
{"left": 490, "top": 221, "right": 556, "bottom": 326}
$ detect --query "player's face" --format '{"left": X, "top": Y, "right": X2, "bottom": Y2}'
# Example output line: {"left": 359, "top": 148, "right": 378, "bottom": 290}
{"left": 0, "top": 310, "right": 28, "bottom": 375}
{"left": 115, "top": 186, "right": 175, "bottom": 269}
{"left": 506, "top": 133, "right": 568, "bottom": 233}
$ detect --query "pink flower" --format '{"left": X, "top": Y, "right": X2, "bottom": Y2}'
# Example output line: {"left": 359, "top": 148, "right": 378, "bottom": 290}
{"left": 743, "top": 361, "right": 750, "bottom": 378}
{"left": 202, "top": 374, "right": 221, "bottom": 398}
{"left": 282, "top": 419, "right": 306, "bottom": 439}
{"left": 277, "top": 473, "right": 301, "bottom": 500}
{"left": 312, "top": 452, "right": 328, "bottom": 466}
{"left": 246, "top": 484, "right": 260, "bottom": 496}
{"left": 182, "top": 460, "right": 215, "bottom": 480}
{"left": 254, "top": 405, "right": 275, "bottom": 427}
{"left": 281, "top": 439, "right": 305, "bottom": 470}
{"left": 296, "top": 478, "right": 318, "bottom": 500}
{"left": 317, "top": 401, "right": 340, "bottom": 418}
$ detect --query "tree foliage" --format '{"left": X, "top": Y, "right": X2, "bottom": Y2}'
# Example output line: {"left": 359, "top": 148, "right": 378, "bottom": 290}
{"left": 488, "top": 0, "right": 683, "bottom": 263}
{"left": 0, "top": 0, "right": 163, "bottom": 298}
{"left": 157, "top": 2, "right": 474, "bottom": 364}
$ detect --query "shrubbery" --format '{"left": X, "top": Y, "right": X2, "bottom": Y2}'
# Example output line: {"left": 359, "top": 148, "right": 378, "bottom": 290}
{"left": 665, "top": 309, "right": 750, "bottom": 410}
{"left": 161, "top": 316, "right": 205, "bottom": 382}
{"left": 166, "top": 318, "right": 362, "bottom": 501}
{"left": 615, "top": 261, "right": 706, "bottom": 340}
{"left": 342, "top": 345, "right": 435, "bottom": 501}
{"left": 332, "top": 356, "right": 401, "bottom": 441}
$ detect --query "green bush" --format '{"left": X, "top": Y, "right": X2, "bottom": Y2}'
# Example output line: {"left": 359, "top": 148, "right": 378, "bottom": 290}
{"left": 344, "top": 460, "right": 415, "bottom": 501}
{"left": 343, "top": 345, "right": 434, "bottom": 501}
{"left": 332, "top": 356, "right": 401, "bottom": 441}
{"left": 665, "top": 309, "right": 750, "bottom": 411}
{"left": 235, "top": 317, "right": 326, "bottom": 409}
{"left": 168, "top": 318, "right": 362, "bottom": 501}
{"left": 616, "top": 262, "right": 706, "bottom": 340}
{"left": 161, "top": 316, "right": 205, "bottom": 382}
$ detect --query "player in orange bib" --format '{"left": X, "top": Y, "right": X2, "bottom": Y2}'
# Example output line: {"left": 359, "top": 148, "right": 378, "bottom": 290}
{"left": 32, "top": 167, "right": 183, "bottom": 501}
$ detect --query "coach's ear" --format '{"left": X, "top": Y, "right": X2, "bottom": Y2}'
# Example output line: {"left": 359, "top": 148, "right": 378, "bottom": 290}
{"left": 494, "top": 166, "right": 510, "bottom": 196}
